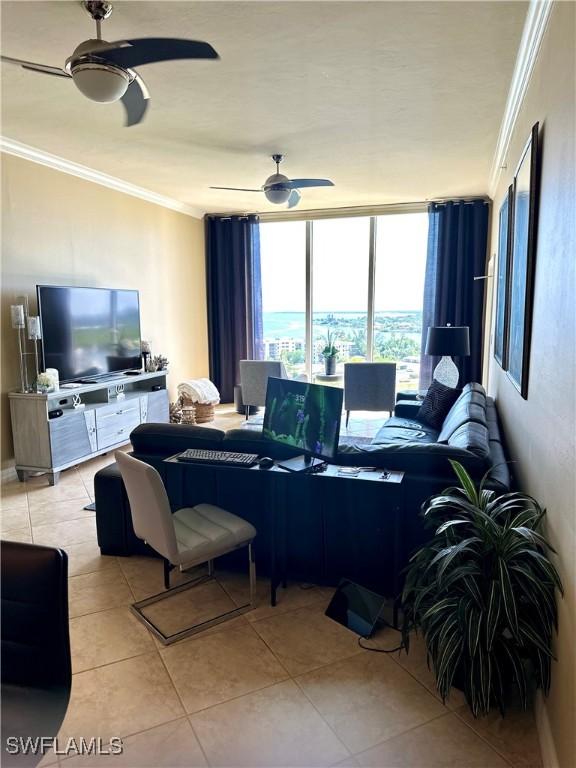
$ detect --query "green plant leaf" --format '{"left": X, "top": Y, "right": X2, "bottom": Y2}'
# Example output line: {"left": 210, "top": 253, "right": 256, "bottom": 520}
{"left": 435, "top": 519, "right": 469, "bottom": 535}
{"left": 518, "top": 620, "right": 555, "bottom": 658}
{"left": 467, "top": 607, "right": 482, "bottom": 657}
{"left": 486, "top": 580, "right": 501, "bottom": 650}
{"left": 429, "top": 538, "right": 481, "bottom": 579}
{"left": 499, "top": 558, "right": 519, "bottom": 640}
{"left": 513, "top": 549, "right": 563, "bottom": 594}
{"left": 449, "top": 460, "right": 479, "bottom": 506}
{"left": 499, "top": 639, "right": 527, "bottom": 710}
{"left": 510, "top": 526, "right": 556, "bottom": 553}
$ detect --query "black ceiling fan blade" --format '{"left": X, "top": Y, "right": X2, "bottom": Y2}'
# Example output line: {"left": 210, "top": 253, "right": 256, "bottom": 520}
{"left": 98, "top": 38, "right": 219, "bottom": 69}
{"left": 1, "top": 55, "right": 70, "bottom": 78}
{"left": 210, "top": 186, "right": 262, "bottom": 192}
{"left": 121, "top": 73, "right": 150, "bottom": 127}
{"left": 286, "top": 178, "right": 335, "bottom": 189}
{"left": 287, "top": 190, "right": 301, "bottom": 209}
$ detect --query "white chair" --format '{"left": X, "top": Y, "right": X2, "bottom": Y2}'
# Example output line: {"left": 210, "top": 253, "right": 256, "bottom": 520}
{"left": 343, "top": 362, "right": 397, "bottom": 427}
{"left": 239, "top": 360, "right": 289, "bottom": 419}
{"left": 115, "top": 451, "right": 256, "bottom": 645}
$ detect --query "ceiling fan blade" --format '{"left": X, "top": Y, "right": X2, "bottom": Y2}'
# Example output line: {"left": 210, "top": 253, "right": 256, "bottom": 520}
{"left": 121, "top": 73, "right": 150, "bottom": 127}
{"left": 286, "top": 178, "right": 335, "bottom": 189}
{"left": 97, "top": 38, "right": 219, "bottom": 69}
{"left": 209, "top": 187, "right": 262, "bottom": 192}
{"left": 287, "top": 190, "right": 301, "bottom": 209}
{"left": 1, "top": 55, "right": 70, "bottom": 78}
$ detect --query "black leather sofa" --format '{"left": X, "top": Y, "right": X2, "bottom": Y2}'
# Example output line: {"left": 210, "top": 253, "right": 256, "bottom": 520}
{"left": 94, "top": 382, "right": 509, "bottom": 591}
{"left": 1, "top": 542, "right": 71, "bottom": 767}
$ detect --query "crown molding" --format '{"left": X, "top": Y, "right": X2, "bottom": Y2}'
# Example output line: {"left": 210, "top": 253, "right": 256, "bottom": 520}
{"left": 488, "top": 0, "right": 554, "bottom": 197}
{"left": 0, "top": 137, "right": 204, "bottom": 219}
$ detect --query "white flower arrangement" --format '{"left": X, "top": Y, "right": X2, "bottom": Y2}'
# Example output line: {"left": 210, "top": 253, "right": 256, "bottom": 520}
{"left": 36, "top": 372, "right": 55, "bottom": 393}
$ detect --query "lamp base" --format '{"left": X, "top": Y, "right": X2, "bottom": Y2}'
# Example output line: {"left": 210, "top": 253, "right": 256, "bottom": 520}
{"left": 432, "top": 356, "right": 460, "bottom": 389}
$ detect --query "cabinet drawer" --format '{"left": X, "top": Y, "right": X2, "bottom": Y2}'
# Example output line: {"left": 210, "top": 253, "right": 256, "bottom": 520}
{"left": 97, "top": 412, "right": 141, "bottom": 450}
{"left": 95, "top": 402, "right": 141, "bottom": 428}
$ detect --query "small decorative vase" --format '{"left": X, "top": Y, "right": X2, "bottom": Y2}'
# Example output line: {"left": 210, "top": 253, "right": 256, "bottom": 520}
{"left": 324, "top": 356, "right": 337, "bottom": 375}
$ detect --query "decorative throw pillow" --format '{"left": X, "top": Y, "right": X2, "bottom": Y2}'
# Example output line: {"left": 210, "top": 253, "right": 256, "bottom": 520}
{"left": 417, "top": 379, "right": 460, "bottom": 430}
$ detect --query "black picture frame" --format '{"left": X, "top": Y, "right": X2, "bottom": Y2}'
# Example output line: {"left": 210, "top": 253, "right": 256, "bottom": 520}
{"left": 494, "top": 186, "right": 513, "bottom": 369}
{"left": 507, "top": 122, "right": 540, "bottom": 399}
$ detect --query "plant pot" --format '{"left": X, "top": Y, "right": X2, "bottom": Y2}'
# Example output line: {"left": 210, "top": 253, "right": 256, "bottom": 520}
{"left": 324, "top": 356, "right": 337, "bottom": 375}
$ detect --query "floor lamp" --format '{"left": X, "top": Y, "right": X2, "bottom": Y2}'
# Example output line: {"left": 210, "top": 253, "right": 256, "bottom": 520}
{"left": 425, "top": 325, "right": 470, "bottom": 389}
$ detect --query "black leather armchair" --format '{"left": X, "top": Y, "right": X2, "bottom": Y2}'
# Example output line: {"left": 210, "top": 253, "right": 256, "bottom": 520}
{"left": 1, "top": 541, "right": 72, "bottom": 767}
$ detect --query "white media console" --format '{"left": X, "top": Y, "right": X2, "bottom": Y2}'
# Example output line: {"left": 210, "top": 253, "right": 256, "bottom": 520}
{"left": 9, "top": 371, "right": 169, "bottom": 485}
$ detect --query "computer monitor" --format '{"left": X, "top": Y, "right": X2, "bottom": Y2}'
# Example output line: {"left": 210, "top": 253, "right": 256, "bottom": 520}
{"left": 263, "top": 377, "right": 343, "bottom": 461}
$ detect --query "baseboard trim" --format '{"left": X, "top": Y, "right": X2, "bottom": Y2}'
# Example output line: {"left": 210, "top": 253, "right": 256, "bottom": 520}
{"left": 1, "top": 462, "right": 18, "bottom": 484}
{"left": 535, "top": 692, "right": 560, "bottom": 768}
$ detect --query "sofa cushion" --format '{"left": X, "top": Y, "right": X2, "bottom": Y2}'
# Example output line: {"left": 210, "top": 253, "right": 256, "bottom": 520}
{"left": 462, "top": 382, "right": 487, "bottom": 399}
{"left": 446, "top": 422, "right": 491, "bottom": 464}
{"left": 373, "top": 417, "right": 439, "bottom": 445}
{"left": 437, "top": 400, "right": 487, "bottom": 443}
{"left": 394, "top": 400, "right": 423, "bottom": 419}
{"left": 417, "top": 380, "right": 460, "bottom": 429}
{"left": 130, "top": 423, "right": 225, "bottom": 457}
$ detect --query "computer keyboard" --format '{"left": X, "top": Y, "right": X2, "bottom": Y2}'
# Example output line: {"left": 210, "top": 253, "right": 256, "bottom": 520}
{"left": 176, "top": 449, "right": 259, "bottom": 467}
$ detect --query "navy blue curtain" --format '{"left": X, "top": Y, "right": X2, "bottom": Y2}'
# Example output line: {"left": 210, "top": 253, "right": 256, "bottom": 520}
{"left": 419, "top": 200, "right": 489, "bottom": 389}
{"left": 205, "top": 215, "right": 263, "bottom": 403}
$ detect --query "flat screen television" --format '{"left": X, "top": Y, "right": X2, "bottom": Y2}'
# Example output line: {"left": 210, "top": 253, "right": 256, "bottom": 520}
{"left": 262, "top": 377, "right": 343, "bottom": 460}
{"left": 37, "top": 285, "right": 141, "bottom": 383}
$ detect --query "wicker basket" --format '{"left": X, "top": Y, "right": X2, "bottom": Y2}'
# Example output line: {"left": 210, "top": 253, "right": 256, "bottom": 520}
{"left": 194, "top": 402, "right": 215, "bottom": 423}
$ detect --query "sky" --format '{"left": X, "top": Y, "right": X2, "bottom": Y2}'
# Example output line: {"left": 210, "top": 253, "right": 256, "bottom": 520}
{"left": 259, "top": 213, "right": 429, "bottom": 313}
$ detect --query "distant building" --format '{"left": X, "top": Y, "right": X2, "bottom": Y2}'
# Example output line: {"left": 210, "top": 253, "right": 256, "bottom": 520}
{"left": 264, "top": 338, "right": 304, "bottom": 360}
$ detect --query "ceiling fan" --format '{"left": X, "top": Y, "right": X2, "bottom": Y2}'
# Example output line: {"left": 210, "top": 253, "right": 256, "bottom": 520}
{"left": 211, "top": 154, "right": 335, "bottom": 209}
{"left": 0, "top": 0, "right": 219, "bottom": 127}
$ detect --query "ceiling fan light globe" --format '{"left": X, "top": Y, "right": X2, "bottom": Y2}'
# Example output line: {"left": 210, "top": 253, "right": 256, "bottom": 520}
{"left": 264, "top": 173, "right": 290, "bottom": 204}
{"left": 72, "top": 63, "right": 130, "bottom": 102}
{"left": 265, "top": 188, "right": 291, "bottom": 204}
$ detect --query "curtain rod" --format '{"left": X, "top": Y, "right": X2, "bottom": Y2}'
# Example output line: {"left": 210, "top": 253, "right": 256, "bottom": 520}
{"left": 206, "top": 196, "right": 490, "bottom": 222}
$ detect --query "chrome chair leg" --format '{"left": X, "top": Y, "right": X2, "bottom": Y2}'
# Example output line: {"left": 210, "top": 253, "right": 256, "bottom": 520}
{"left": 248, "top": 542, "right": 256, "bottom": 607}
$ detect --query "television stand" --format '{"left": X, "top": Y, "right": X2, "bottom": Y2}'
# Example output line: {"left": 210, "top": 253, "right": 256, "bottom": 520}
{"left": 9, "top": 371, "right": 169, "bottom": 485}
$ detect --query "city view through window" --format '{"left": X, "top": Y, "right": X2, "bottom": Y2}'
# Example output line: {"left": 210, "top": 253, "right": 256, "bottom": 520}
{"left": 259, "top": 213, "right": 429, "bottom": 391}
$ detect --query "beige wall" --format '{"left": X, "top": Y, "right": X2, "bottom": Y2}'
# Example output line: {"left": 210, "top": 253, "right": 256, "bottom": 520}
{"left": 1, "top": 154, "right": 209, "bottom": 466}
{"left": 485, "top": 4, "right": 575, "bottom": 766}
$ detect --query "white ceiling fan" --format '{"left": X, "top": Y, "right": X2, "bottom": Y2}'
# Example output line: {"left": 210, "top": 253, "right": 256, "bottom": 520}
{"left": 0, "top": 0, "right": 219, "bottom": 126}
{"left": 211, "top": 154, "right": 335, "bottom": 209}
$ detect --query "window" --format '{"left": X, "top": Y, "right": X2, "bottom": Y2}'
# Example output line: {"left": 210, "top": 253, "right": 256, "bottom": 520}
{"left": 259, "top": 212, "right": 428, "bottom": 389}
{"left": 373, "top": 213, "right": 428, "bottom": 390}
{"left": 312, "top": 217, "right": 370, "bottom": 374}
{"left": 260, "top": 221, "right": 307, "bottom": 378}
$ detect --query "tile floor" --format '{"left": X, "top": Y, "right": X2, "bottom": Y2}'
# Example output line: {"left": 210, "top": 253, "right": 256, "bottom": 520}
{"left": 0, "top": 408, "right": 543, "bottom": 768}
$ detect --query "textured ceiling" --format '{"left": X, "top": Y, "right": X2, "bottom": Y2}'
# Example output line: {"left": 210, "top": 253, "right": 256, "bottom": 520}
{"left": 1, "top": 1, "right": 527, "bottom": 214}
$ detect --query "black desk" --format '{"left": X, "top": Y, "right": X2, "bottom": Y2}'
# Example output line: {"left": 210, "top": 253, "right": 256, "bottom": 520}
{"left": 163, "top": 456, "right": 404, "bottom": 608}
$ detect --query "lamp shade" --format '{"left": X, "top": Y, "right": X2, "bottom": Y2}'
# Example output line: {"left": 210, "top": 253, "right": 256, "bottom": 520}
{"left": 425, "top": 326, "right": 470, "bottom": 357}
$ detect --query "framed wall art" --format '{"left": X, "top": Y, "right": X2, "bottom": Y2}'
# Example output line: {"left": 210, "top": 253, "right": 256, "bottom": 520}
{"left": 494, "top": 185, "right": 513, "bottom": 369}
{"left": 507, "top": 122, "right": 540, "bottom": 399}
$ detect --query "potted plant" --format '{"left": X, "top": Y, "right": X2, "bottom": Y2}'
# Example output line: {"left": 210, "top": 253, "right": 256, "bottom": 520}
{"left": 322, "top": 330, "right": 339, "bottom": 375}
{"left": 402, "top": 460, "right": 562, "bottom": 717}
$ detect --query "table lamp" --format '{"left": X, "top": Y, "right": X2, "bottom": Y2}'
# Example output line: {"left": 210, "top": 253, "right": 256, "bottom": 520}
{"left": 425, "top": 324, "right": 470, "bottom": 389}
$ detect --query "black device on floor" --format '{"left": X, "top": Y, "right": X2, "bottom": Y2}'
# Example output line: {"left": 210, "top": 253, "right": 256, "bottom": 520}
{"left": 176, "top": 449, "right": 259, "bottom": 467}
{"left": 325, "top": 578, "right": 388, "bottom": 638}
